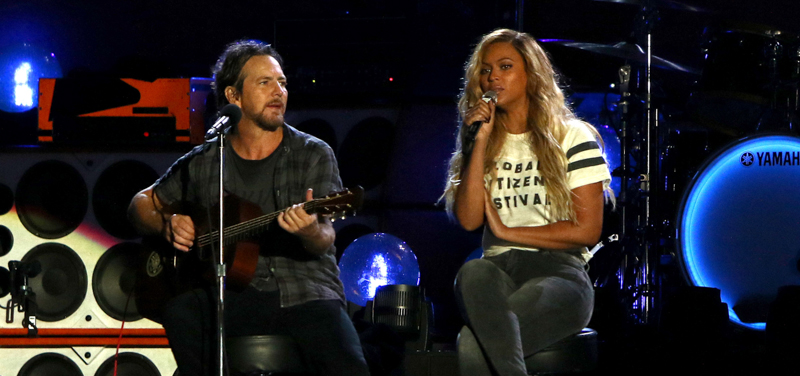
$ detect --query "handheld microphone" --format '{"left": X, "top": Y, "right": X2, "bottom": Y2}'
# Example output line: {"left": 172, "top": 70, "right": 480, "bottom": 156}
{"left": 481, "top": 90, "right": 498, "bottom": 104}
{"left": 463, "top": 91, "right": 497, "bottom": 156}
{"left": 205, "top": 104, "right": 243, "bottom": 140}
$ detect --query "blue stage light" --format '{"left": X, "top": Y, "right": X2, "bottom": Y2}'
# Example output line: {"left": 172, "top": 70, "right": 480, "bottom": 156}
{"left": 339, "top": 233, "right": 420, "bottom": 306}
{"left": 594, "top": 123, "right": 621, "bottom": 195}
{"left": 678, "top": 134, "right": 800, "bottom": 330}
{"left": 0, "top": 43, "right": 62, "bottom": 113}
{"left": 571, "top": 92, "right": 622, "bottom": 196}
{"left": 14, "top": 62, "right": 34, "bottom": 107}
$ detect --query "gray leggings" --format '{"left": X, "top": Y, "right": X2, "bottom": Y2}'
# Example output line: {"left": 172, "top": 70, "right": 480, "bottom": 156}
{"left": 454, "top": 249, "right": 594, "bottom": 376}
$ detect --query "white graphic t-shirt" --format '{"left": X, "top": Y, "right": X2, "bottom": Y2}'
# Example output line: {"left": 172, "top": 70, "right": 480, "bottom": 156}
{"left": 482, "top": 120, "right": 611, "bottom": 261}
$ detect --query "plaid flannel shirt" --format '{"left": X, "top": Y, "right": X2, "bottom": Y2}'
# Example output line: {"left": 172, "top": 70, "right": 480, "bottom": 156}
{"left": 154, "top": 124, "right": 346, "bottom": 307}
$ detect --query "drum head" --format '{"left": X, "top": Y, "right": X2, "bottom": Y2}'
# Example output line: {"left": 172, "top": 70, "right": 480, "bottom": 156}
{"left": 677, "top": 134, "right": 800, "bottom": 330}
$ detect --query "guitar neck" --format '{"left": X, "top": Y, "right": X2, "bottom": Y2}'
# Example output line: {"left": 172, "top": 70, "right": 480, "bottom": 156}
{"left": 194, "top": 198, "right": 344, "bottom": 249}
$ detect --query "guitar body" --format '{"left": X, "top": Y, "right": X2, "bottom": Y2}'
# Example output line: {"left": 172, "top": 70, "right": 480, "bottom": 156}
{"left": 133, "top": 187, "right": 363, "bottom": 323}
{"left": 135, "top": 195, "right": 262, "bottom": 323}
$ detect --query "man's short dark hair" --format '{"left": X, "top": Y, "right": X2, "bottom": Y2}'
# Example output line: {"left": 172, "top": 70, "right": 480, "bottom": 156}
{"left": 212, "top": 39, "right": 283, "bottom": 109}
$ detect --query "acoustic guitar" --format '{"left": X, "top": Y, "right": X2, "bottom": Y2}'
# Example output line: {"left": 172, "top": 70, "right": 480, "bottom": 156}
{"left": 134, "top": 186, "right": 363, "bottom": 322}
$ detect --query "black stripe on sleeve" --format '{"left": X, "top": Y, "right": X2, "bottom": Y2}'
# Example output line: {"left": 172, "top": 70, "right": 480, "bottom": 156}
{"left": 567, "top": 157, "right": 606, "bottom": 172}
{"left": 565, "top": 141, "right": 600, "bottom": 159}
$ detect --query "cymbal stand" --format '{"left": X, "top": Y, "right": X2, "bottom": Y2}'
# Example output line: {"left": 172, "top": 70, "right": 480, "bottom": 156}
{"left": 757, "top": 34, "right": 798, "bottom": 133}
{"left": 615, "top": 64, "right": 635, "bottom": 305}
{"left": 616, "top": 0, "right": 661, "bottom": 326}
{"left": 617, "top": 64, "right": 631, "bottom": 245}
{"left": 614, "top": 63, "right": 654, "bottom": 327}
{"left": 643, "top": 0, "right": 659, "bottom": 326}
{"left": 790, "top": 44, "right": 800, "bottom": 132}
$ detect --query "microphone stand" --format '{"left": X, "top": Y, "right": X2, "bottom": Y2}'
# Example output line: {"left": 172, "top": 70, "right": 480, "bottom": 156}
{"left": 213, "top": 130, "right": 228, "bottom": 376}
{"left": 5, "top": 261, "right": 39, "bottom": 337}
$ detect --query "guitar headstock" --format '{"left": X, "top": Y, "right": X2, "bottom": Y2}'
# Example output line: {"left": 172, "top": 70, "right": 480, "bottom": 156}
{"left": 308, "top": 186, "right": 364, "bottom": 221}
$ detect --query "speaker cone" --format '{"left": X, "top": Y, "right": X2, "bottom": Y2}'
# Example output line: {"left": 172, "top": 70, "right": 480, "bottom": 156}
{"left": 0, "top": 183, "right": 13, "bottom": 215}
{"left": 93, "top": 160, "right": 158, "bottom": 240}
{"left": 17, "top": 353, "right": 82, "bottom": 376}
{"left": 22, "top": 243, "right": 88, "bottom": 321}
{"left": 94, "top": 352, "right": 161, "bottom": 376}
{"left": 93, "top": 242, "right": 144, "bottom": 321}
{"left": 16, "top": 160, "right": 88, "bottom": 239}
{"left": 0, "top": 225, "right": 13, "bottom": 257}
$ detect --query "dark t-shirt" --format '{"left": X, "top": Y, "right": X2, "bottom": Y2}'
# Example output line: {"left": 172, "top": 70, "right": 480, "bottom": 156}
{"left": 225, "top": 140, "right": 280, "bottom": 213}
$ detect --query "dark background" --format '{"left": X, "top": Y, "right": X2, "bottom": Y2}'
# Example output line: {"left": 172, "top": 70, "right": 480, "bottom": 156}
{"left": 4, "top": 0, "right": 799, "bottom": 97}
{"left": 2, "top": 0, "right": 799, "bottom": 365}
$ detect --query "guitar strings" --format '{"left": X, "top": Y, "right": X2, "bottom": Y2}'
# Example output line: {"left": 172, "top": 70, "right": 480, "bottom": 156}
{"left": 196, "top": 202, "right": 320, "bottom": 247}
{"left": 194, "top": 196, "right": 345, "bottom": 248}
{"left": 197, "top": 206, "right": 312, "bottom": 247}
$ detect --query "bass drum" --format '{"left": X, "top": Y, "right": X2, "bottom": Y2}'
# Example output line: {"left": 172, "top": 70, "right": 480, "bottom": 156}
{"left": 676, "top": 134, "right": 800, "bottom": 330}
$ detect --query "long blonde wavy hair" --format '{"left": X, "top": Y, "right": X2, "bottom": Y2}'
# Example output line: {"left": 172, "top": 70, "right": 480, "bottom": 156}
{"left": 442, "top": 29, "right": 608, "bottom": 223}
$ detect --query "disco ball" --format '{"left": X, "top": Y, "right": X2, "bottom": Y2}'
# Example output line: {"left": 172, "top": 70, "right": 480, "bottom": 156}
{"left": 338, "top": 233, "right": 420, "bottom": 306}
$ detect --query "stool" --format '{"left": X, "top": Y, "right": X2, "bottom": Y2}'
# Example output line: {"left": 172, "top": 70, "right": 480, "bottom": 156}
{"left": 226, "top": 335, "right": 311, "bottom": 376}
{"left": 524, "top": 328, "right": 598, "bottom": 375}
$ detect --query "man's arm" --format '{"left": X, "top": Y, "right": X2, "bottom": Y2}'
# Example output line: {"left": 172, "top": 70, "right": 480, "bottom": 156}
{"left": 276, "top": 139, "right": 341, "bottom": 256}
{"left": 128, "top": 185, "right": 196, "bottom": 252}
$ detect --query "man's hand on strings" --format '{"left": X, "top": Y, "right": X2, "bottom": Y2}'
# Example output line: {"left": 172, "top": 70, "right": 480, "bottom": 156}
{"left": 279, "top": 188, "right": 321, "bottom": 239}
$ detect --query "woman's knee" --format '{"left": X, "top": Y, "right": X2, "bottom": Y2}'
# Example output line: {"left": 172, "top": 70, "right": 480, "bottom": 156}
{"left": 457, "top": 326, "right": 478, "bottom": 351}
{"left": 455, "top": 259, "right": 503, "bottom": 291}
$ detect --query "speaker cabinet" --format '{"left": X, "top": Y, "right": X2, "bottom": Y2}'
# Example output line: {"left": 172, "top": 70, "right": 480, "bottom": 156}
{"left": 0, "top": 346, "right": 176, "bottom": 376}
{"left": 285, "top": 107, "right": 398, "bottom": 195}
{"left": 286, "top": 107, "right": 399, "bottom": 251}
{"left": 0, "top": 148, "right": 187, "bottom": 330}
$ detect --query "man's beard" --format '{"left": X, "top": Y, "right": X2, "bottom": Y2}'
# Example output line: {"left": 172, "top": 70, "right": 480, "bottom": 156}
{"left": 254, "top": 112, "right": 284, "bottom": 131}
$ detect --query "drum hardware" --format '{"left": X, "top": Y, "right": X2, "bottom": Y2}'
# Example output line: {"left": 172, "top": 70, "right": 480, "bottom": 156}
{"left": 603, "top": 0, "right": 678, "bottom": 326}
{"left": 623, "top": 0, "right": 658, "bottom": 325}
{"left": 584, "top": 57, "right": 662, "bottom": 324}
{"left": 692, "top": 24, "right": 800, "bottom": 136}
{"left": 568, "top": 1, "right": 800, "bottom": 333}
{"left": 546, "top": 41, "right": 700, "bottom": 75}
{"left": 756, "top": 31, "right": 800, "bottom": 133}
{"left": 556, "top": 0, "right": 738, "bottom": 328}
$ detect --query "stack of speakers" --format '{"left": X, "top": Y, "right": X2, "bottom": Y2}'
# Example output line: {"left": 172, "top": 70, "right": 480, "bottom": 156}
{"left": 0, "top": 147, "right": 186, "bottom": 376}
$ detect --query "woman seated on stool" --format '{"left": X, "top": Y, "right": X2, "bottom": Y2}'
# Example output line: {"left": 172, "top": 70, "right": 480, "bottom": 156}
{"left": 441, "top": 28, "right": 613, "bottom": 376}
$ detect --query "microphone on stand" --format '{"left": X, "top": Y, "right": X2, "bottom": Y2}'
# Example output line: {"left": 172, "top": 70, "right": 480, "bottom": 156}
{"left": 463, "top": 90, "right": 497, "bottom": 156}
{"left": 4, "top": 260, "right": 42, "bottom": 336}
{"left": 205, "top": 104, "right": 243, "bottom": 140}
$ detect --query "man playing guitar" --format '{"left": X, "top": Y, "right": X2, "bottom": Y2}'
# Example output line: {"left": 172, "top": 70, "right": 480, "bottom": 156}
{"left": 127, "top": 40, "right": 369, "bottom": 376}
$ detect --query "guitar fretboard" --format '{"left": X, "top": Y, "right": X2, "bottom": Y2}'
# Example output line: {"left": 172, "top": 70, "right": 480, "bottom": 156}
{"left": 195, "top": 198, "right": 339, "bottom": 248}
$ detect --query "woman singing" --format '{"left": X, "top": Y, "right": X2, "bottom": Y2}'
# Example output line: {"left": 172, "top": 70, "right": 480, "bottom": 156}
{"left": 442, "top": 29, "right": 613, "bottom": 375}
